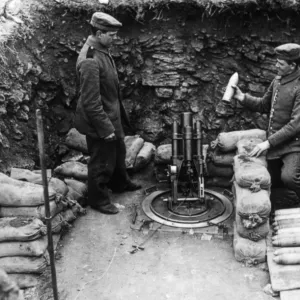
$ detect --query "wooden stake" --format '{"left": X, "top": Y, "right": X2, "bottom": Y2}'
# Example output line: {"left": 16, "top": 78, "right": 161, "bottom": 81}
{"left": 36, "top": 109, "right": 59, "bottom": 300}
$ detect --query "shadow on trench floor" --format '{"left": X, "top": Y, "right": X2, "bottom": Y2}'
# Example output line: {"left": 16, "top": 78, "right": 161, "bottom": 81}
{"left": 34, "top": 170, "right": 275, "bottom": 300}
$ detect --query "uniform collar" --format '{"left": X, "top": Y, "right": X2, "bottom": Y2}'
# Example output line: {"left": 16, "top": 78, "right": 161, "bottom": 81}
{"left": 86, "top": 35, "right": 110, "bottom": 54}
{"left": 279, "top": 68, "right": 300, "bottom": 85}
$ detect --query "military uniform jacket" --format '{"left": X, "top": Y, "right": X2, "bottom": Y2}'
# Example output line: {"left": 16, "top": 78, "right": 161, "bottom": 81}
{"left": 243, "top": 69, "right": 300, "bottom": 159}
{"left": 75, "top": 35, "right": 130, "bottom": 139}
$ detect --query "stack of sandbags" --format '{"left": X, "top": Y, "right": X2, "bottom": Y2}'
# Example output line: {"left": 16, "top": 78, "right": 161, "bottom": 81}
{"left": 231, "top": 135, "right": 271, "bottom": 265}
{"left": 63, "top": 128, "right": 156, "bottom": 172}
{"left": 206, "top": 147, "right": 235, "bottom": 188}
{"left": 0, "top": 171, "right": 85, "bottom": 289}
{"left": 209, "top": 129, "right": 266, "bottom": 189}
{"left": 0, "top": 217, "right": 47, "bottom": 288}
{"left": 8, "top": 169, "right": 85, "bottom": 220}
{"left": 0, "top": 172, "right": 61, "bottom": 220}
{"left": 0, "top": 217, "right": 62, "bottom": 289}
{"left": 272, "top": 208, "right": 300, "bottom": 265}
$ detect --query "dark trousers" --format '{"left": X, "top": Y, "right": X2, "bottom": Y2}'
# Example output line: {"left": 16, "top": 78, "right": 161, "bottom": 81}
{"left": 86, "top": 136, "right": 130, "bottom": 207}
{"left": 268, "top": 152, "right": 300, "bottom": 199}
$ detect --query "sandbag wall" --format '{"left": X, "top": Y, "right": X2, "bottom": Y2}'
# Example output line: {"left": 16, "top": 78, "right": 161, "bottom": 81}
{"left": 60, "top": 128, "right": 156, "bottom": 175}
{"left": 0, "top": 169, "right": 85, "bottom": 289}
{"left": 211, "top": 129, "right": 272, "bottom": 265}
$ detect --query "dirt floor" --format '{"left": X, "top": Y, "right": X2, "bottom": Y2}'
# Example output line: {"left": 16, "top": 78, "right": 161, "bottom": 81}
{"left": 38, "top": 168, "right": 276, "bottom": 300}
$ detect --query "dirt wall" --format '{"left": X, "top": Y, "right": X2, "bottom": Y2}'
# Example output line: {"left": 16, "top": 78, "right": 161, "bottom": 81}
{"left": 1, "top": 0, "right": 300, "bottom": 171}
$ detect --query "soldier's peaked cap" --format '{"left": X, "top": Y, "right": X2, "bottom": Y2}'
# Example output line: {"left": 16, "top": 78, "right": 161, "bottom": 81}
{"left": 90, "top": 12, "right": 122, "bottom": 31}
{"left": 275, "top": 43, "right": 300, "bottom": 61}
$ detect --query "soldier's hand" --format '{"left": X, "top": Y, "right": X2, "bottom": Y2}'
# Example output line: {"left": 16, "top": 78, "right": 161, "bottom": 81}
{"left": 104, "top": 132, "right": 116, "bottom": 141}
{"left": 232, "top": 85, "right": 245, "bottom": 103}
{"left": 249, "top": 141, "right": 270, "bottom": 157}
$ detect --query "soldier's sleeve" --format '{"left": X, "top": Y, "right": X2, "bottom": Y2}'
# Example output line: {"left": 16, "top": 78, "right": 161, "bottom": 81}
{"left": 268, "top": 87, "right": 300, "bottom": 147}
{"left": 242, "top": 80, "right": 274, "bottom": 113}
{"left": 78, "top": 59, "right": 115, "bottom": 138}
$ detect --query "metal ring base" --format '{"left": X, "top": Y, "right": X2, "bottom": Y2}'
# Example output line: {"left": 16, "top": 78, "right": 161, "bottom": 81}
{"left": 142, "top": 189, "right": 233, "bottom": 228}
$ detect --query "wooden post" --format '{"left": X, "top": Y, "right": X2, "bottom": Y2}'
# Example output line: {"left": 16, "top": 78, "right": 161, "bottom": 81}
{"left": 36, "top": 109, "right": 59, "bottom": 300}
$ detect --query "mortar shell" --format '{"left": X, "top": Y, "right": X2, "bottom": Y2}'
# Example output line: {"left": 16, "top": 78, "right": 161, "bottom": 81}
{"left": 274, "top": 247, "right": 300, "bottom": 256}
{"left": 275, "top": 208, "right": 300, "bottom": 216}
{"left": 277, "top": 228, "right": 300, "bottom": 235}
{"left": 273, "top": 219, "right": 300, "bottom": 227}
{"left": 273, "top": 253, "right": 300, "bottom": 265}
{"left": 222, "top": 72, "right": 239, "bottom": 102}
{"left": 274, "top": 213, "right": 300, "bottom": 221}
{"left": 272, "top": 235, "right": 300, "bottom": 247}
{"left": 274, "top": 222, "right": 300, "bottom": 230}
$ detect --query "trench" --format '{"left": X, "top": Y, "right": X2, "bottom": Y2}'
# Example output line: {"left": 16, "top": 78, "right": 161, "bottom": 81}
{"left": 1, "top": 0, "right": 300, "bottom": 299}
{"left": 1, "top": 2, "right": 300, "bottom": 173}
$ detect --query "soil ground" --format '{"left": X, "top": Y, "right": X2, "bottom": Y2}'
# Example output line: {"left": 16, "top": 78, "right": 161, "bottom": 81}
{"left": 42, "top": 167, "right": 276, "bottom": 300}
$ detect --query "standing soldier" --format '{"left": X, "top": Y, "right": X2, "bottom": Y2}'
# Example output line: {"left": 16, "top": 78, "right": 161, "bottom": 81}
{"left": 75, "top": 12, "right": 141, "bottom": 214}
{"left": 233, "top": 43, "right": 300, "bottom": 204}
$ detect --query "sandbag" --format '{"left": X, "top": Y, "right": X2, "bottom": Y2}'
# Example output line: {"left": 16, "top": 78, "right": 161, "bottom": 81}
{"left": 66, "top": 186, "right": 84, "bottom": 202}
{"left": 0, "top": 200, "right": 65, "bottom": 220}
{"left": 64, "top": 179, "right": 87, "bottom": 196}
{"left": 134, "top": 142, "right": 156, "bottom": 171}
{"left": 211, "top": 148, "right": 235, "bottom": 167}
{"left": 233, "top": 182, "right": 271, "bottom": 228}
{"left": 236, "top": 138, "right": 264, "bottom": 155}
{"left": 154, "top": 144, "right": 172, "bottom": 164}
{"left": 206, "top": 162, "right": 233, "bottom": 178}
{"left": 61, "top": 149, "right": 84, "bottom": 163}
{"left": 0, "top": 256, "right": 47, "bottom": 274}
{"left": 233, "top": 155, "right": 270, "bottom": 192}
{"left": 54, "top": 162, "right": 87, "bottom": 180}
{"left": 9, "top": 273, "right": 40, "bottom": 289}
{"left": 233, "top": 223, "right": 267, "bottom": 265}
{"left": 65, "top": 128, "right": 88, "bottom": 153}
{"left": 10, "top": 168, "right": 51, "bottom": 182}
{"left": 0, "top": 236, "right": 48, "bottom": 258}
{"left": 205, "top": 177, "right": 232, "bottom": 188}
{"left": 236, "top": 213, "right": 269, "bottom": 241}
{"left": 0, "top": 173, "right": 56, "bottom": 207}
{"left": 51, "top": 211, "right": 74, "bottom": 233}
{"left": 211, "top": 129, "right": 266, "bottom": 152}
{"left": 154, "top": 144, "right": 209, "bottom": 165}
{"left": 124, "top": 135, "right": 144, "bottom": 169}
{"left": 61, "top": 209, "right": 76, "bottom": 223}
{"left": 70, "top": 201, "right": 86, "bottom": 217}
{"left": 11, "top": 169, "right": 69, "bottom": 196}
{"left": 0, "top": 217, "right": 46, "bottom": 242}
